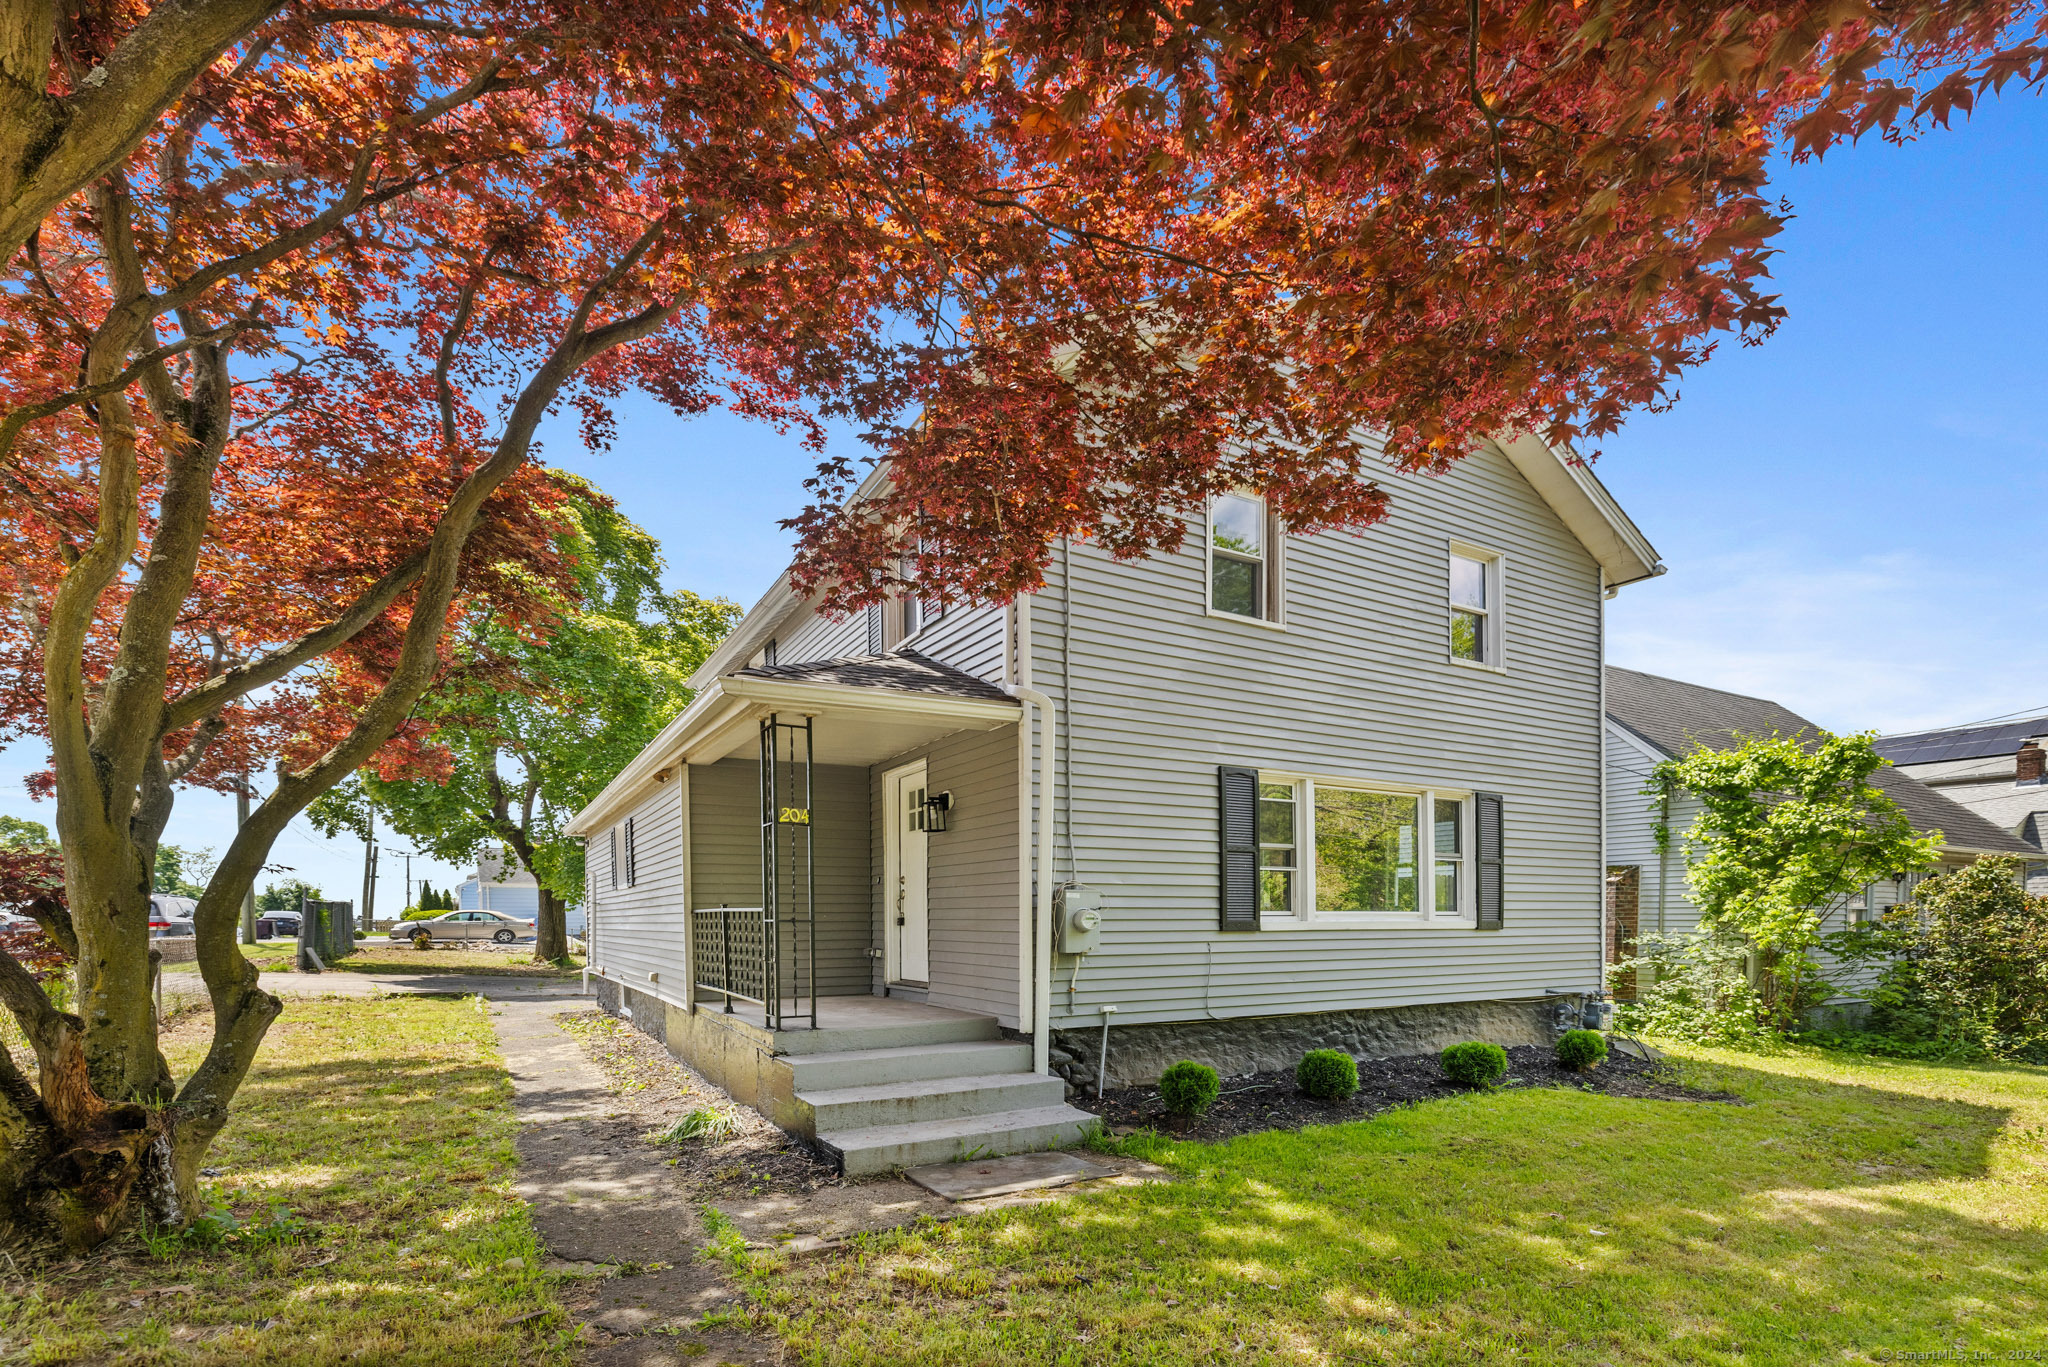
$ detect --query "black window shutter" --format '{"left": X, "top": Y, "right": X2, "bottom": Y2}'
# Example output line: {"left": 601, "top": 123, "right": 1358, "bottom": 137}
{"left": 865, "top": 604, "right": 884, "bottom": 654}
{"left": 608, "top": 827, "right": 619, "bottom": 889}
{"left": 1219, "top": 765, "right": 1260, "bottom": 932}
{"left": 1475, "top": 792, "right": 1504, "bottom": 930}
{"left": 624, "top": 817, "right": 637, "bottom": 887}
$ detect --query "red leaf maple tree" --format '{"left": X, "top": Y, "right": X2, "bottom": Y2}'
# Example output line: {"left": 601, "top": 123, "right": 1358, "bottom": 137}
{"left": 0, "top": 0, "right": 2040, "bottom": 1250}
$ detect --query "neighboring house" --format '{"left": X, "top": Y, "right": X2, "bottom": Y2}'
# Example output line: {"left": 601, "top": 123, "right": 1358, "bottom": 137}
{"left": 569, "top": 433, "right": 1664, "bottom": 1173}
{"left": 1876, "top": 718, "right": 2048, "bottom": 891}
{"left": 457, "top": 849, "right": 586, "bottom": 933}
{"left": 1603, "top": 668, "right": 2039, "bottom": 1013}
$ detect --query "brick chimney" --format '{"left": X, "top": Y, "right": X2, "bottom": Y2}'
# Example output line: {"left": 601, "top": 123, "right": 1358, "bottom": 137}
{"left": 2018, "top": 740, "right": 2046, "bottom": 785}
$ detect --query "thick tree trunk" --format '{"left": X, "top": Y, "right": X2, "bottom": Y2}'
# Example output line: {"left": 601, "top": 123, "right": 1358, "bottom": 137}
{"left": 534, "top": 884, "right": 569, "bottom": 963}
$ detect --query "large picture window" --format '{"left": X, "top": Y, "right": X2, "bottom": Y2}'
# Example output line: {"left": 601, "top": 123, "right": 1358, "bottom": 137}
{"left": 1255, "top": 776, "right": 1472, "bottom": 923}
{"left": 1314, "top": 789, "right": 1418, "bottom": 914}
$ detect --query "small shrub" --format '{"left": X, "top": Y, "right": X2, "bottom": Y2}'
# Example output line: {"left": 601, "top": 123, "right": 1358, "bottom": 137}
{"left": 1295, "top": 1048, "right": 1359, "bottom": 1100}
{"left": 1157, "top": 1060, "right": 1221, "bottom": 1117}
{"left": 1555, "top": 1029, "right": 1608, "bottom": 1071}
{"left": 1440, "top": 1041, "right": 1508, "bottom": 1088}
{"left": 400, "top": 905, "right": 437, "bottom": 922}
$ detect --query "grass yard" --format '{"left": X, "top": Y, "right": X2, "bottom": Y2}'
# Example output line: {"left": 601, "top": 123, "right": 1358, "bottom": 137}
{"left": 159, "top": 942, "right": 581, "bottom": 977}
{"left": 742, "top": 1047, "right": 2048, "bottom": 1366}
{"left": 0, "top": 995, "right": 570, "bottom": 1365}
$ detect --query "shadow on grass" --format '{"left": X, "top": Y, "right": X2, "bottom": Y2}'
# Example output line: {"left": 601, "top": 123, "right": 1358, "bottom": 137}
{"left": 756, "top": 1053, "right": 2048, "bottom": 1367}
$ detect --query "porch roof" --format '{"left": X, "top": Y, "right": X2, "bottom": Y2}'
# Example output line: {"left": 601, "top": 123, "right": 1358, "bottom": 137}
{"left": 566, "top": 652, "right": 1019, "bottom": 836}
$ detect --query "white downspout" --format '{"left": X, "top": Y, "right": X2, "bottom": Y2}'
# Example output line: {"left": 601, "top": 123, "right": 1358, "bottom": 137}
{"left": 1005, "top": 591, "right": 1058, "bottom": 1077}
{"left": 1597, "top": 567, "right": 1608, "bottom": 1004}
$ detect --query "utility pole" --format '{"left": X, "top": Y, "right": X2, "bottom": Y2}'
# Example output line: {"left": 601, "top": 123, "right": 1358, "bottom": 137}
{"left": 237, "top": 772, "right": 257, "bottom": 945}
{"left": 400, "top": 850, "right": 415, "bottom": 911}
{"left": 359, "top": 806, "right": 378, "bottom": 933}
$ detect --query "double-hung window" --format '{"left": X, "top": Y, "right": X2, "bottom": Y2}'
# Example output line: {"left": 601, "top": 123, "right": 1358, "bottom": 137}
{"left": 1209, "top": 492, "right": 1281, "bottom": 622}
{"left": 1254, "top": 776, "right": 1474, "bottom": 923}
{"left": 1449, "top": 546, "right": 1502, "bottom": 666}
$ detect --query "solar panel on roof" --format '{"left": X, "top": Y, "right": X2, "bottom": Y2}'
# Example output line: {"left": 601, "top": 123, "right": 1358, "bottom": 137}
{"left": 1876, "top": 717, "right": 2048, "bottom": 766}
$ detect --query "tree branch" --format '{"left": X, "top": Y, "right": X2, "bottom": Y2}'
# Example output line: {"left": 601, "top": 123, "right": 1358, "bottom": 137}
{"left": 0, "top": 0, "right": 290, "bottom": 265}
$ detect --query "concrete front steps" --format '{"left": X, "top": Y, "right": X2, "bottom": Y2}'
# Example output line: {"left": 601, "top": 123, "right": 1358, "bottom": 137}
{"left": 787, "top": 1016, "right": 1095, "bottom": 1176}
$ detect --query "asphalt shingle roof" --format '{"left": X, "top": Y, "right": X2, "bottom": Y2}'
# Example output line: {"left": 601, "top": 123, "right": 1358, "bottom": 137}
{"left": 732, "top": 650, "right": 1019, "bottom": 705}
{"left": 1606, "top": 666, "right": 2040, "bottom": 857}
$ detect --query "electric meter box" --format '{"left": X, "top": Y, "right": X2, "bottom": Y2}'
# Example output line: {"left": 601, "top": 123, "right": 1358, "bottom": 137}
{"left": 1055, "top": 885, "right": 1105, "bottom": 955}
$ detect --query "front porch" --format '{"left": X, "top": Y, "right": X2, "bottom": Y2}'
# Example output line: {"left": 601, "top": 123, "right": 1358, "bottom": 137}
{"left": 596, "top": 652, "right": 1089, "bottom": 1173}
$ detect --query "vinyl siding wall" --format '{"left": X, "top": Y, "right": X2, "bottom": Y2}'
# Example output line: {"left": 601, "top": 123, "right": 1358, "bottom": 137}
{"left": 778, "top": 604, "right": 868, "bottom": 662}
{"left": 1028, "top": 439, "right": 1608, "bottom": 1031}
{"left": 867, "top": 722, "right": 1022, "bottom": 1025}
{"left": 687, "top": 756, "right": 873, "bottom": 997}
{"left": 584, "top": 778, "right": 686, "bottom": 995}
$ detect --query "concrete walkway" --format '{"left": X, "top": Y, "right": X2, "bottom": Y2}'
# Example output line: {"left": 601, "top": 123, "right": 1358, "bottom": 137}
{"left": 491, "top": 994, "right": 775, "bottom": 1367}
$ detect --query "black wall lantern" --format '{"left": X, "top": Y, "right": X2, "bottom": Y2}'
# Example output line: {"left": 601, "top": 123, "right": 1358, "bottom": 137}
{"left": 922, "top": 790, "right": 954, "bottom": 833}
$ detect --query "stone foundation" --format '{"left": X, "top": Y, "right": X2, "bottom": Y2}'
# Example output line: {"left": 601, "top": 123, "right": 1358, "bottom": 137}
{"left": 591, "top": 978, "right": 669, "bottom": 1047}
{"left": 1049, "top": 996, "right": 1581, "bottom": 1092}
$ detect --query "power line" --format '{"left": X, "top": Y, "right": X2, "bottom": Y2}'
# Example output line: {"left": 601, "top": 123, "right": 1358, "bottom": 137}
{"left": 1881, "top": 702, "right": 2048, "bottom": 738}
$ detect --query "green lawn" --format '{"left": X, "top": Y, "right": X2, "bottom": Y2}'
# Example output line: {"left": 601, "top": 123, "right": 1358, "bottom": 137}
{"left": 0, "top": 996, "right": 570, "bottom": 1364}
{"left": 743, "top": 1046, "right": 2048, "bottom": 1365}
{"left": 160, "top": 941, "right": 581, "bottom": 976}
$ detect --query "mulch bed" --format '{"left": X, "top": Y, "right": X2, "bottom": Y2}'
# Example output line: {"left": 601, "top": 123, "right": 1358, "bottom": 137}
{"left": 1077, "top": 1043, "right": 1743, "bottom": 1143}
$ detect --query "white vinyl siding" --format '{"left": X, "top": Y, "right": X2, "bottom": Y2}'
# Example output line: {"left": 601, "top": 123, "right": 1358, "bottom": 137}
{"left": 1034, "top": 436, "right": 1606, "bottom": 1030}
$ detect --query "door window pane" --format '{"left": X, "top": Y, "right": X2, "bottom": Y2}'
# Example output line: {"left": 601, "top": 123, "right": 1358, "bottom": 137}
{"left": 1314, "top": 789, "right": 1419, "bottom": 914}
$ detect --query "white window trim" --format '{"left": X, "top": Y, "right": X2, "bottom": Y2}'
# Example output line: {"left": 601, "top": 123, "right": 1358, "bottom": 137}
{"left": 1205, "top": 493, "right": 1286, "bottom": 627}
{"left": 1447, "top": 540, "right": 1507, "bottom": 672}
{"left": 1254, "top": 769, "right": 1478, "bottom": 930}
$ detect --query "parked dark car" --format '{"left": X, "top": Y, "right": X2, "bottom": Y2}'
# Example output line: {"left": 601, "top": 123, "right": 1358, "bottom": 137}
{"left": 255, "top": 912, "right": 301, "bottom": 940}
{"left": 390, "top": 910, "right": 535, "bottom": 946}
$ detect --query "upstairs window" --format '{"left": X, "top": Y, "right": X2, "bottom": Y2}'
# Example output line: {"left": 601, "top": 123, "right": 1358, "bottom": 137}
{"left": 1449, "top": 547, "right": 1502, "bottom": 666}
{"left": 1210, "top": 492, "right": 1280, "bottom": 621}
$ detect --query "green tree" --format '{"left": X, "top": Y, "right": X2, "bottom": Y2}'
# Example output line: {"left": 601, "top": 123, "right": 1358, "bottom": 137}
{"left": 323, "top": 482, "right": 736, "bottom": 961}
{"left": 1648, "top": 730, "right": 1939, "bottom": 1030}
{"left": 256, "top": 881, "right": 323, "bottom": 913}
{"left": 151, "top": 844, "right": 214, "bottom": 898}
{"left": 0, "top": 817, "right": 52, "bottom": 851}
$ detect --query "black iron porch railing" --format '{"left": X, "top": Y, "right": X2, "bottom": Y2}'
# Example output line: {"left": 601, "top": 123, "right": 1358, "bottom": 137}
{"left": 691, "top": 905, "right": 769, "bottom": 1008}
{"left": 690, "top": 713, "right": 818, "bottom": 1031}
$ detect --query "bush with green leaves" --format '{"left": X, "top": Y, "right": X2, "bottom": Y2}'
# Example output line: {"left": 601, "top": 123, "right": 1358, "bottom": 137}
{"left": 1295, "top": 1048, "right": 1359, "bottom": 1100}
{"left": 1157, "top": 1060, "right": 1221, "bottom": 1117}
{"left": 1439, "top": 1041, "right": 1508, "bottom": 1088}
{"left": 1611, "top": 925, "right": 1784, "bottom": 1051}
{"left": 1554, "top": 1029, "right": 1608, "bottom": 1071}
{"left": 1826, "top": 858, "right": 2048, "bottom": 1063}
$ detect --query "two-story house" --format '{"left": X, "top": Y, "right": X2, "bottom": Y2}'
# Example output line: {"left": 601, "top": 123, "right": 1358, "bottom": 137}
{"left": 567, "top": 432, "right": 1663, "bottom": 1173}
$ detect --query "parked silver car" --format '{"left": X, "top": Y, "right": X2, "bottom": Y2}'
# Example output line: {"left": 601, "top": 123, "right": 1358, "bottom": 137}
{"left": 390, "top": 910, "right": 534, "bottom": 946}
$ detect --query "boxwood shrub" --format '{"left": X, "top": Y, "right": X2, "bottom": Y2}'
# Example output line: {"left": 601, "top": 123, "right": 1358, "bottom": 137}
{"left": 1555, "top": 1029, "right": 1610, "bottom": 1072}
{"left": 1440, "top": 1040, "right": 1509, "bottom": 1088}
{"left": 1158, "top": 1060, "right": 1222, "bottom": 1116}
{"left": 1296, "top": 1048, "right": 1360, "bottom": 1100}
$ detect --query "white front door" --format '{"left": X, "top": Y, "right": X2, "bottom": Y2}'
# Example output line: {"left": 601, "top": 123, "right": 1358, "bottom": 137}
{"left": 883, "top": 760, "right": 930, "bottom": 985}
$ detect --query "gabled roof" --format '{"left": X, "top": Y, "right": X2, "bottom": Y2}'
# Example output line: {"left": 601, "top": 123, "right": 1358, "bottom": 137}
{"left": 1876, "top": 717, "right": 2048, "bottom": 767}
{"left": 733, "top": 651, "right": 1018, "bottom": 704}
{"left": 1606, "top": 666, "right": 2040, "bottom": 857}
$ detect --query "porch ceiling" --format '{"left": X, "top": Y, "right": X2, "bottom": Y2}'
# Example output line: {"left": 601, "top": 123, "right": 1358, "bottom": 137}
{"left": 568, "top": 654, "right": 1020, "bottom": 834}
{"left": 684, "top": 674, "right": 1018, "bottom": 768}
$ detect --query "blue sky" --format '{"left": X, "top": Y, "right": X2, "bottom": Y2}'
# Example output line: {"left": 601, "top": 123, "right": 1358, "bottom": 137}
{"left": 5, "top": 88, "right": 2042, "bottom": 902}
